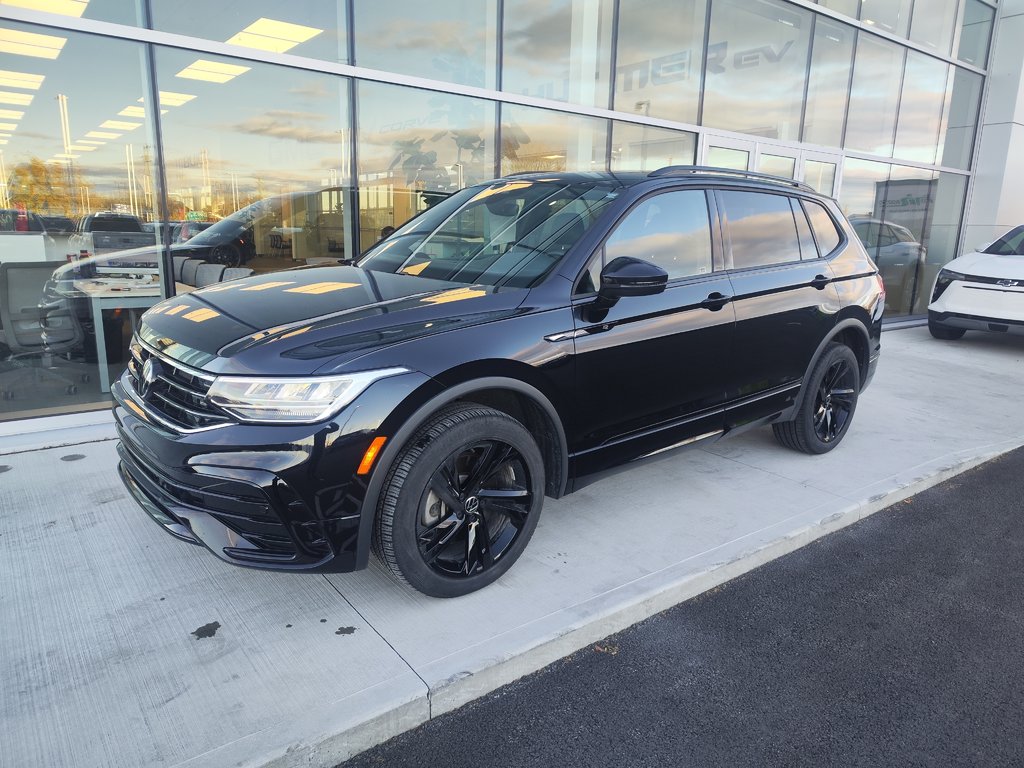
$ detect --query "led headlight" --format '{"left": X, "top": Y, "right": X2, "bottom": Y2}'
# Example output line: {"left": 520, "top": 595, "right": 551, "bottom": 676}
{"left": 206, "top": 367, "right": 408, "bottom": 424}
{"left": 931, "top": 268, "right": 965, "bottom": 302}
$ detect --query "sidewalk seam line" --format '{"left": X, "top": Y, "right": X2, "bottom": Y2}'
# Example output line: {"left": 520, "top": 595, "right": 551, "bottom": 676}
{"left": 321, "top": 575, "right": 433, "bottom": 718}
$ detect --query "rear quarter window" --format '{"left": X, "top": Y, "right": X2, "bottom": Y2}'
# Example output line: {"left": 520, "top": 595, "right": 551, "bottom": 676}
{"left": 803, "top": 200, "right": 842, "bottom": 255}
{"left": 719, "top": 190, "right": 801, "bottom": 269}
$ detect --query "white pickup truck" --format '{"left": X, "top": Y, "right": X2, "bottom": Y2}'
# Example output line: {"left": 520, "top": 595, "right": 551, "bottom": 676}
{"left": 69, "top": 212, "right": 156, "bottom": 256}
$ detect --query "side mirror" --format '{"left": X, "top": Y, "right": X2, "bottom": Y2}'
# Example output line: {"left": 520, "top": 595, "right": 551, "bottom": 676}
{"left": 598, "top": 256, "right": 668, "bottom": 300}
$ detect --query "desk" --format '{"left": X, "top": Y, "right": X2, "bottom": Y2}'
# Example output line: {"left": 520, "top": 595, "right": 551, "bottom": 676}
{"left": 72, "top": 279, "right": 161, "bottom": 393}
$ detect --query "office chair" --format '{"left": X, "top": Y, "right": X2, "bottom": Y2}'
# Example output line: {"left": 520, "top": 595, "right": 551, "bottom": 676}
{"left": 0, "top": 261, "right": 86, "bottom": 400}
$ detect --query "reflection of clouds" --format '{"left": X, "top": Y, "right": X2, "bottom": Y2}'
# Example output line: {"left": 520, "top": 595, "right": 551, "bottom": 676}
{"left": 726, "top": 209, "right": 800, "bottom": 263}
{"left": 288, "top": 83, "right": 332, "bottom": 99}
{"left": 264, "top": 109, "right": 332, "bottom": 122}
{"left": 607, "top": 229, "right": 711, "bottom": 275}
{"left": 505, "top": 0, "right": 572, "bottom": 67}
{"left": 227, "top": 116, "right": 341, "bottom": 144}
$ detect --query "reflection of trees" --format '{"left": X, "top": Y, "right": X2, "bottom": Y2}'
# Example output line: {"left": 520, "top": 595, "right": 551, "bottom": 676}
{"left": 8, "top": 157, "right": 91, "bottom": 216}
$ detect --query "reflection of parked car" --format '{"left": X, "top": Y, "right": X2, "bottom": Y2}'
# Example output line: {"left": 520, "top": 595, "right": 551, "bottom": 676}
{"left": 39, "top": 214, "right": 76, "bottom": 234}
{"left": 70, "top": 212, "right": 157, "bottom": 254}
{"left": 850, "top": 216, "right": 924, "bottom": 312}
{"left": 174, "top": 220, "right": 215, "bottom": 243}
{"left": 112, "top": 168, "right": 884, "bottom": 597}
{"left": 928, "top": 224, "right": 1024, "bottom": 340}
{"left": 0, "top": 208, "right": 48, "bottom": 232}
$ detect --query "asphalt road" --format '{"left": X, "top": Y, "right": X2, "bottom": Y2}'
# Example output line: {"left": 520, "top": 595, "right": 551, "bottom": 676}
{"left": 342, "top": 447, "right": 1024, "bottom": 768}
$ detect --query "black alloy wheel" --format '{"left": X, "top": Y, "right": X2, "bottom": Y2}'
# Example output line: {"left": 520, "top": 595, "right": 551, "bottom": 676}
{"left": 773, "top": 343, "right": 860, "bottom": 455}
{"left": 374, "top": 404, "right": 545, "bottom": 597}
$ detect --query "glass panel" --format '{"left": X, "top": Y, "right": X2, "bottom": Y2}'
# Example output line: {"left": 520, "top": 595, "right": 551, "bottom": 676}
{"left": 894, "top": 51, "right": 949, "bottom": 164}
{"left": 804, "top": 199, "right": 842, "bottom": 254}
{"left": 502, "top": 0, "right": 613, "bottom": 108}
{"left": 360, "top": 179, "right": 617, "bottom": 289}
{"left": 500, "top": 103, "right": 608, "bottom": 175}
{"left": 845, "top": 34, "right": 904, "bottom": 157}
{"left": 154, "top": 48, "right": 351, "bottom": 273}
{"left": 803, "top": 159, "right": 836, "bottom": 195}
{"left": 604, "top": 191, "right": 712, "bottom": 279}
{"left": 802, "top": 17, "right": 854, "bottom": 148}
{"left": 914, "top": 171, "right": 967, "bottom": 313}
{"left": 613, "top": 0, "right": 705, "bottom": 123}
{"left": 860, "top": 0, "right": 912, "bottom": 37}
{"left": 151, "top": 0, "right": 347, "bottom": 63}
{"left": 0, "top": 0, "right": 143, "bottom": 24}
{"left": 908, "top": 0, "right": 959, "bottom": 55}
{"left": 817, "top": 0, "right": 860, "bottom": 18}
{"left": 875, "top": 164, "right": 932, "bottom": 316}
{"left": 702, "top": 0, "right": 811, "bottom": 141}
{"left": 0, "top": 22, "right": 160, "bottom": 421}
{"left": 720, "top": 190, "right": 802, "bottom": 269}
{"left": 358, "top": 82, "right": 495, "bottom": 253}
{"left": 940, "top": 68, "right": 983, "bottom": 170}
{"left": 759, "top": 153, "right": 796, "bottom": 178}
{"left": 707, "top": 145, "right": 749, "bottom": 170}
{"left": 958, "top": 0, "right": 994, "bottom": 67}
{"left": 610, "top": 121, "right": 696, "bottom": 172}
{"left": 792, "top": 198, "right": 818, "bottom": 259}
{"left": 353, "top": 0, "right": 498, "bottom": 88}
{"left": 838, "top": 157, "right": 889, "bottom": 255}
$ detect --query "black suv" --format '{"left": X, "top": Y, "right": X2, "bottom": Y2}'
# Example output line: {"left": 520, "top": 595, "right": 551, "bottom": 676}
{"left": 113, "top": 167, "right": 883, "bottom": 597}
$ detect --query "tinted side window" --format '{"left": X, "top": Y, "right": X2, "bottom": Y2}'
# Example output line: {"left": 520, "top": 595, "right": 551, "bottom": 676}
{"left": 720, "top": 190, "right": 801, "bottom": 269}
{"left": 604, "top": 190, "right": 713, "bottom": 280}
{"left": 804, "top": 200, "right": 842, "bottom": 255}
{"left": 792, "top": 199, "right": 818, "bottom": 260}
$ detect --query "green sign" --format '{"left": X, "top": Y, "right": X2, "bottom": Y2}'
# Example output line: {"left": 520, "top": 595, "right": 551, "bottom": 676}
{"left": 186, "top": 211, "right": 204, "bottom": 221}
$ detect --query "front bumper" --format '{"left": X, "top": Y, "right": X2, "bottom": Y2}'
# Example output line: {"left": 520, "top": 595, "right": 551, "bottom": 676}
{"left": 113, "top": 368, "right": 433, "bottom": 572}
{"left": 929, "top": 310, "right": 1024, "bottom": 336}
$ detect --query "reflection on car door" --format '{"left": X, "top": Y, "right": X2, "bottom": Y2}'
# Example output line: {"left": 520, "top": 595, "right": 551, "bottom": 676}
{"left": 719, "top": 189, "right": 841, "bottom": 429}
{"left": 570, "top": 189, "right": 735, "bottom": 478}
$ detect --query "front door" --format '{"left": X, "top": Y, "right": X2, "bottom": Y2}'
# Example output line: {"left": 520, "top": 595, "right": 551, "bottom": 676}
{"left": 569, "top": 188, "right": 735, "bottom": 478}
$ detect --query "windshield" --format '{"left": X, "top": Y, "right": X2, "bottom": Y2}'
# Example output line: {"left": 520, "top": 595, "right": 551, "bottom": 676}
{"left": 358, "top": 180, "right": 618, "bottom": 288}
{"left": 186, "top": 197, "right": 278, "bottom": 246}
{"left": 985, "top": 226, "right": 1024, "bottom": 256}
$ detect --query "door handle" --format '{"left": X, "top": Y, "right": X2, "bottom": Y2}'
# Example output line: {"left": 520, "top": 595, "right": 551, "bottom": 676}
{"left": 810, "top": 274, "right": 831, "bottom": 290}
{"left": 700, "top": 291, "right": 732, "bottom": 311}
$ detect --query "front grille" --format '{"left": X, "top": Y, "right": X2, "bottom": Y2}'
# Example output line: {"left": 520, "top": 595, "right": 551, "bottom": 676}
{"left": 962, "top": 273, "right": 1017, "bottom": 286}
{"left": 127, "top": 340, "right": 231, "bottom": 431}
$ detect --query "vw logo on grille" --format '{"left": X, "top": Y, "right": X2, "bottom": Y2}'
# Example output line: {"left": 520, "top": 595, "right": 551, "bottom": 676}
{"left": 997, "top": 279, "right": 1020, "bottom": 287}
{"left": 138, "top": 357, "right": 162, "bottom": 400}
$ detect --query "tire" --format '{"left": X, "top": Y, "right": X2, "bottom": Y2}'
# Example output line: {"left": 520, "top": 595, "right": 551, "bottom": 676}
{"left": 928, "top": 316, "right": 966, "bottom": 340}
{"left": 373, "top": 404, "right": 545, "bottom": 597}
{"left": 209, "top": 243, "right": 242, "bottom": 267}
{"left": 773, "top": 343, "right": 860, "bottom": 455}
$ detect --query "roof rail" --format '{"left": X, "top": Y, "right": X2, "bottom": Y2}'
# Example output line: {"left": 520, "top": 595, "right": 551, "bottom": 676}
{"left": 648, "top": 165, "right": 816, "bottom": 193}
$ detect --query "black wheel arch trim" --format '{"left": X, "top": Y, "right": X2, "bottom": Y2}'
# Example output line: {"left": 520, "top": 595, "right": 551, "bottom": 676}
{"left": 787, "top": 317, "right": 872, "bottom": 420}
{"left": 353, "top": 375, "right": 570, "bottom": 570}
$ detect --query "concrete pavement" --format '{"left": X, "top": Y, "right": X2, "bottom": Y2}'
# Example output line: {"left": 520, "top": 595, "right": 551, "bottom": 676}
{"left": 1, "top": 326, "right": 1023, "bottom": 767}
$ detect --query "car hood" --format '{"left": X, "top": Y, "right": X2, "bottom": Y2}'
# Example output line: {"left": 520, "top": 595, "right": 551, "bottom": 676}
{"left": 946, "top": 252, "right": 1024, "bottom": 280}
{"left": 136, "top": 265, "right": 527, "bottom": 375}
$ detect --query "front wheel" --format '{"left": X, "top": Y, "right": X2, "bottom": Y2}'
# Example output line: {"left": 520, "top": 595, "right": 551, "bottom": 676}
{"left": 773, "top": 343, "right": 860, "bottom": 455}
{"left": 373, "top": 404, "right": 545, "bottom": 597}
{"left": 928, "top": 316, "right": 966, "bottom": 340}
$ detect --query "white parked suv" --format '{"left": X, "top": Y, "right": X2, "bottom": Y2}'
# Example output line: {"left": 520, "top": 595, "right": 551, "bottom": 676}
{"left": 928, "top": 225, "right": 1024, "bottom": 340}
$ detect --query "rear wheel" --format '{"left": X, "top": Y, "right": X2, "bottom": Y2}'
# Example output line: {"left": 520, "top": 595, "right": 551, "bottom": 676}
{"left": 373, "top": 404, "right": 545, "bottom": 597}
{"left": 928, "top": 316, "right": 966, "bottom": 340}
{"left": 773, "top": 343, "right": 860, "bottom": 455}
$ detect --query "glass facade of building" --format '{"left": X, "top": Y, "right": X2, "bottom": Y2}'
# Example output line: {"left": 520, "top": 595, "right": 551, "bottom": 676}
{"left": 0, "top": 0, "right": 995, "bottom": 423}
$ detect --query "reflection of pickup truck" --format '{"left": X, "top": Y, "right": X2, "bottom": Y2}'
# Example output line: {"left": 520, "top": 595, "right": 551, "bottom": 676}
{"left": 69, "top": 212, "right": 156, "bottom": 255}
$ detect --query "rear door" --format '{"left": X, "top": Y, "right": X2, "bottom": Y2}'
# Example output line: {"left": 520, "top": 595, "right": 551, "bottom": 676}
{"left": 718, "top": 188, "right": 840, "bottom": 428}
{"left": 569, "top": 188, "right": 735, "bottom": 477}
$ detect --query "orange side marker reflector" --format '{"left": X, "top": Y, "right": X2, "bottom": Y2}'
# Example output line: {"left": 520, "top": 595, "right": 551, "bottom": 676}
{"left": 357, "top": 436, "right": 388, "bottom": 475}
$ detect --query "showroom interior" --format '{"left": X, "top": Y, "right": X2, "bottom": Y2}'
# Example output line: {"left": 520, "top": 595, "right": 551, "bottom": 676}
{"left": 0, "top": 0, "right": 1002, "bottom": 424}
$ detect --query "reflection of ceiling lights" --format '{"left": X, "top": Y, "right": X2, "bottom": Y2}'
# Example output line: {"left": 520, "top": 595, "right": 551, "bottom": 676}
{"left": 0, "top": 90, "right": 32, "bottom": 105}
{"left": 86, "top": 130, "right": 119, "bottom": 139}
{"left": 0, "top": 122, "right": 17, "bottom": 130}
{"left": 54, "top": 152, "right": 78, "bottom": 158}
{"left": 225, "top": 17, "right": 322, "bottom": 54}
{"left": 175, "top": 59, "right": 249, "bottom": 83}
{"left": 100, "top": 119, "right": 140, "bottom": 130}
{"left": 0, "top": 28, "right": 67, "bottom": 59}
{"left": 0, "top": 139, "right": 7, "bottom": 145}
{"left": 0, "top": 0, "right": 89, "bottom": 18}
{"left": 78, "top": 139, "right": 103, "bottom": 144}
{"left": 137, "top": 90, "right": 196, "bottom": 107}
{"left": 67, "top": 144, "right": 95, "bottom": 151}
{"left": 0, "top": 108, "right": 23, "bottom": 119}
{"left": 0, "top": 132, "right": 10, "bottom": 138}
{"left": 118, "top": 105, "right": 166, "bottom": 117}
{"left": 0, "top": 69, "right": 44, "bottom": 89}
